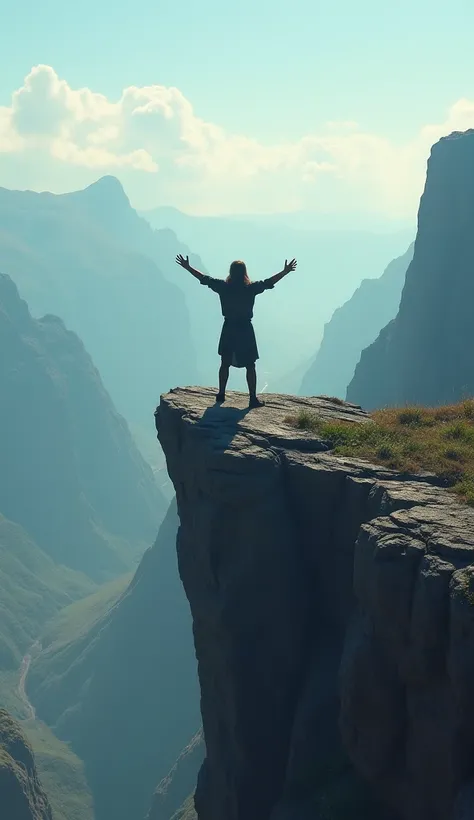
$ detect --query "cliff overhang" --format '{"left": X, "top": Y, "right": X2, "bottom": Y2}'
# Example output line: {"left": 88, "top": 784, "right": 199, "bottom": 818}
{"left": 156, "top": 387, "right": 474, "bottom": 820}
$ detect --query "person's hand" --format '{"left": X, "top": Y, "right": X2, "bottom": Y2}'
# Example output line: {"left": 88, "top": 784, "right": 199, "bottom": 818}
{"left": 283, "top": 258, "right": 297, "bottom": 274}
{"left": 176, "top": 254, "right": 191, "bottom": 270}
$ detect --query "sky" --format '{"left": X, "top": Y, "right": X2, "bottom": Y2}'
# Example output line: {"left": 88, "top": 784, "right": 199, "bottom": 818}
{"left": 1, "top": 0, "right": 474, "bottom": 225}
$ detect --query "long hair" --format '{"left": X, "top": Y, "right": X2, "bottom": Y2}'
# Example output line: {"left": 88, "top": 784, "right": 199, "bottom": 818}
{"left": 226, "top": 260, "right": 250, "bottom": 285}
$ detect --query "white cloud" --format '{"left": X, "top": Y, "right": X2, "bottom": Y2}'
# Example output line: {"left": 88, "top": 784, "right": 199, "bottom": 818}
{"left": 1, "top": 64, "right": 474, "bottom": 219}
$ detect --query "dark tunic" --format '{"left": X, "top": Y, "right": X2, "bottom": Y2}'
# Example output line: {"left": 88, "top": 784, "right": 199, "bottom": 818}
{"left": 200, "top": 275, "right": 275, "bottom": 367}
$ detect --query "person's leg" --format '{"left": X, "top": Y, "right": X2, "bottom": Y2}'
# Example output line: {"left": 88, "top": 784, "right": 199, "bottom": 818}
{"left": 216, "top": 358, "right": 229, "bottom": 402}
{"left": 246, "top": 363, "right": 257, "bottom": 398}
{"left": 246, "top": 364, "right": 265, "bottom": 407}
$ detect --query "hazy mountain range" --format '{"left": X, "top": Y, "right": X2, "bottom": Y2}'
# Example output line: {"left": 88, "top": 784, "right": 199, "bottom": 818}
{"left": 0, "top": 273, "right": 163, "bottom": 581}
{"left": 0, "top": 178, "right": 199, "bottom": 427}
{"left": 2, "top": 124, "right": 473, "bottom": 820}
{"left": 142, "top": 205, "right": 413, "bottom": 388}
{"left": 300, "top": 243, "right": 414, "bottom": 398}
{"left": 0, "top": 272, "right": 171, "bottom": 819}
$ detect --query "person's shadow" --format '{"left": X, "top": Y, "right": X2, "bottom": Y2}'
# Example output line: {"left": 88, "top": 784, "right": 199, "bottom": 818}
{"left": 199, "top": 403, "right": 251, "bottom": 451}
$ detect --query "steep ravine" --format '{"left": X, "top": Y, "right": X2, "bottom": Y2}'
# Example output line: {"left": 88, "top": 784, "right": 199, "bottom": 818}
{"left": 155, "top": 387, "right": 474, "bottom": 820}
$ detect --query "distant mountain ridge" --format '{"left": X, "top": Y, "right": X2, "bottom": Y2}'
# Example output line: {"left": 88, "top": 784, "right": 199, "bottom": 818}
{"left": 0, "top": 272, "right": 164, "bottom": 580}
{"left": 142, "top": 204, "right": 413, "bottom": 386}
{"left": 300, "top": 244, "right": 414, "bottom": 398}
{"left": 0, "top": 177, "right": 199, "bottom": 424}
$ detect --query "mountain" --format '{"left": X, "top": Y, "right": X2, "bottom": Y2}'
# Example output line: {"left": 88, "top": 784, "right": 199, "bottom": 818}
{"left": 347, "top": 130, "right": 474, "bottom": 409}
{"left": 142, "top": 205, "right": 413, "bottom": 386}
{"left": 0, "top": 177, "right": 198, "bottom": 425}
{"left": 300, "top": 244, "right": 414, "bottom": 398}
{"left": 0, "top": 709, "right": 52, "bottom": 820}
{"left": 0, "top": 273, "right": 164, "bottom": 580}
{"left": 27, "top": 501, "right": 201, "bottom": 820}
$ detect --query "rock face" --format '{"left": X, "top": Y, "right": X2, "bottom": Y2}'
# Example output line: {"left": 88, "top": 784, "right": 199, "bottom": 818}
{"left": 156, "top": 387, "right": 474, "bottom": 820}
{"left": 0, "top": 272, "right": 164, "bottom": 579}
{"left": 300, "top": 244, "right": 414, "bottom": 399}
{"left": 0, "top": 709, "right": 53, "bottom": 820}
{"left": 347, "top": 130, "right": 474, "bottom": 409}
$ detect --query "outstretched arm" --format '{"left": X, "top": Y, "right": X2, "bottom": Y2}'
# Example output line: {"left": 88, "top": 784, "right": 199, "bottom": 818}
{"left": 175, "top": 254, "right": 206, "bottom": 282}
{"left": 266, "top": 258, "right": 297, "bottom": 286}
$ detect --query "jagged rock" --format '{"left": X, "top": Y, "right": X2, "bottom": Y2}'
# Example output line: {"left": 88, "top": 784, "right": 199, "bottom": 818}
{"left": 0, "top": 709, "right": 52, "bottom": 820}
{"left": 156, "top": 387, "right": 474, "bottom": 820}
{"left": 348, "top": 129, "right": 474, "bottom": 408}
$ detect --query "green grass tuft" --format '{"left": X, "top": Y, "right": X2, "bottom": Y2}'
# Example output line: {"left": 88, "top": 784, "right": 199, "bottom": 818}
{"left": 285, "top": 400, "right": 474, "bottom": 506}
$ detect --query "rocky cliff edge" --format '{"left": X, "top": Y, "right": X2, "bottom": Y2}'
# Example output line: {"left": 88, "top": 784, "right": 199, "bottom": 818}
{"left": 155, "top": 387, "right": 474, "bottom": 820}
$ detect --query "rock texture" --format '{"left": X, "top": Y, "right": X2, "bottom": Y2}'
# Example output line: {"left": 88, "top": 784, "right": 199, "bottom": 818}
{"left": 348, "top": 130, "right": 474, "bottom": 409}
{"left": 0, "top": 709, "right": 53, "bottom": 820}
{"left": 156, "top": 387, "right": 474, "bottom": 820}
{"left": 300, "top": 244, "right": 413, "bottom": 399}
{"left": 0, "top": 272, "right": 164, "bottom": 580}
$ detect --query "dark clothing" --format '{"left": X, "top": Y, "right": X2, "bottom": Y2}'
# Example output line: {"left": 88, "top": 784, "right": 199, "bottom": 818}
{"left": 218, "top": 318, "right": 259, "bottom": 367}
{"left": 200, "top": 275, "right": 274, "bottom": 320}
{"left": 200, "top": 276, "right": 274, "bottom": 367}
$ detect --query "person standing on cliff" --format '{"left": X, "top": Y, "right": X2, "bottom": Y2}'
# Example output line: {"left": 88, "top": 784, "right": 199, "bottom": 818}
{"left": 175, "top": 255, "right": 298, "bottom": 408}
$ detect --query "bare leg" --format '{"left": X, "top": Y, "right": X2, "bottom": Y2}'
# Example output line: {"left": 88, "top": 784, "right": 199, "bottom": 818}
{"left": 246, "top": 363, "right": 257, "bottom": 399}
{"left": 246, "top": 364, "right": 265, "bottom": 407}
{"left": 216, "top": 360, "right": 229, "bottom": 402}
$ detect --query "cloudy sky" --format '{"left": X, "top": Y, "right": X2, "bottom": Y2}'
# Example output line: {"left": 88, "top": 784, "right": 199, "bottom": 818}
{"left": 1, "top": 0, "right": 474, "bottom": 224}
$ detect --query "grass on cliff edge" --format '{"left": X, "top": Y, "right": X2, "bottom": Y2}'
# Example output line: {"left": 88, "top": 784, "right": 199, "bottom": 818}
{"left": 286, "top": 400, "right": 474, "bottom": 506}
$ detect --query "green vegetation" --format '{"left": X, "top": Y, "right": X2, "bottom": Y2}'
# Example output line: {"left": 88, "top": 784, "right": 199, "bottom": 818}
{"left": 24, "top": 721, "right": 94, "bottom": 820}
{"left": 287, "top": 400, "right": 474, "bottom": 505}
{"left": 26, "top": 573, "right": 131, "bottom": 723}
{"left": 40, "top": 574, "right": 132, "bottom": 650}
{"left": 0, "top": 525, "right": 127, "bottom": 820}
{"left": 0, "top": 514, "right": 95, "bottom": 672}
{"left": 0, "top": 709, "right": 54, "bottom": 820}
{"left": 170, "top": 795, "right": 197, "bottom": 820}
{"left": 0, "top": 580, "right": 126, "bottom": 820}
{"left": 0, "top": 671, "right": 28, "bottom": 717}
